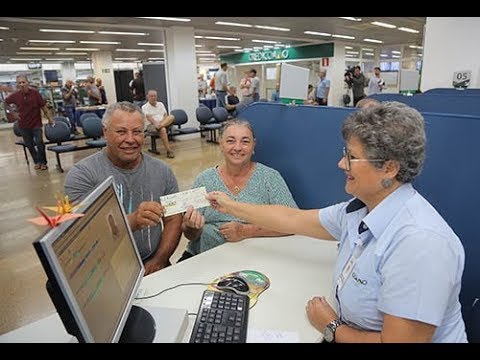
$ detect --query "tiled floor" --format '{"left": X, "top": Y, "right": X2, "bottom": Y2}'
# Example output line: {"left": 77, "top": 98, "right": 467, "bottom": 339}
{"left": 0, "top": 127, "right": 223, "bottom": 335}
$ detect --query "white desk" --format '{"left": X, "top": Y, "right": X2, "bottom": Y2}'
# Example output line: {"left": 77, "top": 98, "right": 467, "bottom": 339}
{"left": 0, "top": 235, "right": 337, "bottom": 343}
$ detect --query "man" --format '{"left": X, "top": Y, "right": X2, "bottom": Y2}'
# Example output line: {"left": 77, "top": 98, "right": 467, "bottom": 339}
{"left": 5, "top": 74, "right": 53, "bottom": 170}
{"left": 368, "top": 67, "right": 386, "bottom": 95}
{"left": 346, "top": 66, "right": 367, "bottom": 107}
{"left": 249, "top": 69, "right": 260, "bottom": 102}
{"left": 197, "top": 74, "right": 208, "bottom": 98}
{"left": 315, "top": 69, "right": 330, "bottom": 106}
{"left": 85, "top": 76, "right": 102, "bottom": 106}
{"left": 214, "top": 62, "right": 229, "bottom": 108}
{"left": 130, "top": 70, "right": 146, "bottom": 107}
{"left": 64, "top": 101, "right": 183, "bottom": 276}
{"left": 142, "top": 90, "right": 175, "bottom": 159}
{"left": 61, "top": 79, "right": 79, "bottom": 134}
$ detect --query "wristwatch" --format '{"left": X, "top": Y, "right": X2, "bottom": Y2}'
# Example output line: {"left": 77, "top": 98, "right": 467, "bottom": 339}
{"left": 323, "top": 319, "right": 345, "bottom": 343}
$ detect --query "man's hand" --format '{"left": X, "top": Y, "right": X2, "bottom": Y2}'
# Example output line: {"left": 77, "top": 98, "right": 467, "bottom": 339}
{"left": 128, "top": 201, "right": 165, "bottom": 231}
{"left": 143, "top": 258, "right": 168, "bottom": 276}
{"left": 182, "top": 206, "right": 205, "bottom": 230}
{"left": 219, "top": 222, "right": 245, "bottom": 242}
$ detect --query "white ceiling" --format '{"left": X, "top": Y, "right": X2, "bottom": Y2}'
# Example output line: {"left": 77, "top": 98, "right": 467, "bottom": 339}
{"left": 0, "top": 17, "right": 425, "bottom": 63}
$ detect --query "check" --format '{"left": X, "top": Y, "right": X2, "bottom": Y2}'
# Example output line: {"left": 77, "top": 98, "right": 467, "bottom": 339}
{"left": 160, "top": 187, "right": 211, "bottom": 217}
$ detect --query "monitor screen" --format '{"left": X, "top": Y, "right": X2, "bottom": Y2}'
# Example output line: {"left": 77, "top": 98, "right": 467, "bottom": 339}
{"left": 33, "top": 176, "right": 146, "bottom": 342}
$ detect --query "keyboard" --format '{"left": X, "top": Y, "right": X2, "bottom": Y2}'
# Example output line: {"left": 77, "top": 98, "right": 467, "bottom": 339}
{"left": 189, "top": 289, "right": 249, "bottom": 343}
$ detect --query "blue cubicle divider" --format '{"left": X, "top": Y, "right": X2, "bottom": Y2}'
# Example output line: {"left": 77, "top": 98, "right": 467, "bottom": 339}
{"left": 370, "top": 93, "right": 480, "bottom": 117}
{"left": 423, "top": 88, "right": 480, "bottom": 96}
{"left": 240, "top": 102, "right": 480, "bottom": 340}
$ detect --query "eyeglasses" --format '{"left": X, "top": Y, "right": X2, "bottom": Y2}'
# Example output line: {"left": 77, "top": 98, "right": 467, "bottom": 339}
{"left": 342, "top": 147, "right": 385, "bottom": 171}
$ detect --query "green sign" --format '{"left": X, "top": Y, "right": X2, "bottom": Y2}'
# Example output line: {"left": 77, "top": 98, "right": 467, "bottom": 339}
{"left": 220, "top": 43, "right": 334, "bottom": 65}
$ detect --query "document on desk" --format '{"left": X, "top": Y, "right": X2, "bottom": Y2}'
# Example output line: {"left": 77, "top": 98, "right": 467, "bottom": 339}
{"left": 247, "top": 328, "right": 299, "bottom": 343}
{"left": 160, "top": 187, "right": 210, "bottom": 217}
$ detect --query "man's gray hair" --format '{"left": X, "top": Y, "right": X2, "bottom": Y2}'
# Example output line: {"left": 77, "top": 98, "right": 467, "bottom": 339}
{"left": 342, "top": 101, "right": 426, "bottom": 183}
{"left": 102, "top": 101, "right": 145, "bottom": 128}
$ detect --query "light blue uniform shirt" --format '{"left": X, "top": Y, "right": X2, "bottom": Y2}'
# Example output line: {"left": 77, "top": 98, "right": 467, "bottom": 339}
{"left": 319, "top": 183, "right": 467, "bottom": 342}
{"left": 316, "top": 78, "right": 330, "bottom": 99}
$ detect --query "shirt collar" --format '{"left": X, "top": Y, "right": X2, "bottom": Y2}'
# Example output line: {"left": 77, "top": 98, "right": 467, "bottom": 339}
{"left": 362, "top": 183, "right": 416, "bottom": 240}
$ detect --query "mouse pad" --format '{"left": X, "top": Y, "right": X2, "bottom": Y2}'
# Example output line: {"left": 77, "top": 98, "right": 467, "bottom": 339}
{"left": 208, "top": 270, "right": 270, "bottom": 308}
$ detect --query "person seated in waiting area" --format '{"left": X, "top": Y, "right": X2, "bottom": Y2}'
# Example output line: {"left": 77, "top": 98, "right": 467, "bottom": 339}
{"left": 224, "top": 86, "right": 240, "bottom": 117}
{"left": 64, "top": 101, "right": 183, "bottom": 276}
{"left": 178, "top": 119, "right": 298, "bottom": 261}
{"left": 142, "top": 89, "right": 175, "bottom": 159}
{"left": 206, "top": 102, "right": 467, "bottom": 343}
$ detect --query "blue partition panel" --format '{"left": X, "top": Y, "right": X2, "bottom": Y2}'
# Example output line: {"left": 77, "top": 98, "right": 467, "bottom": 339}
{"left": 240, "top": 102, "right": 480, "bottom": 339}
{"left": 423, "top": 88, "right": 480, "bottom": 96}
{"left": 239, "top": 103, "right": 354, "bottom": 209}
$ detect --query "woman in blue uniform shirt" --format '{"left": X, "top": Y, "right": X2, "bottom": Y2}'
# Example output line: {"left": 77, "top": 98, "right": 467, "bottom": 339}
{"left": 206, "top": 102, "right": 467, "bottom": 342}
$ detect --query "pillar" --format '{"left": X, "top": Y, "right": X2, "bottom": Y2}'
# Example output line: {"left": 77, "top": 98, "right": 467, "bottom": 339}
{"left": 330, "top": 42, "right": 347, "bottom": 106}
{"left": 61, "top": 61, "right": 76, "bottom": 83}
{"left": 164, "top": 26, "right": 198, "bottom": 131}
{"left": 91, "top": 51, "right": 117, "bottom": 104}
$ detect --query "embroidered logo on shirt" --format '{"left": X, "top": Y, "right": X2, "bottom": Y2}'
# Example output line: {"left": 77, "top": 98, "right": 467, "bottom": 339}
{"left": 352, "top": 272, "right": 368, "bottom": 285}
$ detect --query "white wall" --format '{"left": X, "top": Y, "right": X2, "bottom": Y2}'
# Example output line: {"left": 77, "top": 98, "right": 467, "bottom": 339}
{"left": 421, "top": 17, "right": 480, "bottom": 91}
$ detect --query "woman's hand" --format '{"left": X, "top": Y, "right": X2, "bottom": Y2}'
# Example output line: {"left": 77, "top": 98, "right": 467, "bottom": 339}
{"left": 306, "top": 296, "right": 338, "bottom": 333}
{"left": 206, "top": 191, "right": 233, "bottom": 214}
{"left": 219, "top": 222, "right": 245, "bottom": 242}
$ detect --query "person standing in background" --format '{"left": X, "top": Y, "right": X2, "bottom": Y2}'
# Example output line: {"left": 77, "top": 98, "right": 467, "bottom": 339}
{"left": 368, "top": 67, "right": 386, "bottom": 96}
{"left": 345, "top": 66, "right": 367, "bottom": 107}
{"left": 214, "top": 63, "right": 229, "bottom": 108}
{"left": 61, "top": 79, "right": 79, "bottom": 134}
{"left": 198, "top": 74, "right": 208, "bottom": 98}
{"left": 5, "top": 74, "right": 53, "bottom": 170}
{"left": 249, "top": 69, "right": 260, "bottom": 102}
{"left": 130, "top": 70, "right": 146, "bottom": 108}
{"left": 96, "top": 78, "right": 108, "bottom": 104}
{"left": 85, "top": 76, "right": 102, "bottom": 106}
{"left": 239, "top": 70, "right": 252, "bottom": 103}
{"left": 315, "top": 69, "right": 330, "bottom": 106}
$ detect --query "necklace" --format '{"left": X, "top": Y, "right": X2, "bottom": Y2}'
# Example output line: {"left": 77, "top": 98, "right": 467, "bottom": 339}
{"left": 219, "top": 163, "right": 255, "bottom": 195}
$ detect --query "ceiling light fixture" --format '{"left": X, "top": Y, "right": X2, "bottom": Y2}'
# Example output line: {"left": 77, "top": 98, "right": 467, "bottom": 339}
{"left": 19, "top": 47, "right": 60, "bottom": 51}
{"left": 217, "top": 45, "right": 242, "bottom": 49}
{"left": 398, "top": 27, "right": 419, "bottom": 33}
{"left": 371, "top": 21, "right": 396, "bottom": 29}
{"left": 215, "top": 21, "right": 252, "bottom": 28}
{"left": 205, "top": 36, "right": 240, "bottom": 41}
{"left": 98, "top": 31, "right": 148, "bottom": 36}
{"left": 137, "top": 17, "right": 191, "bottom": 22}
{"left": 252, "top": 39, "right": 278, "bottom": 44}
{"left": 40, "top": 29, "right": 94, "bottom": 34}
{"left": 137, "top": 42, "right": 164, "bottom": 46}
{"left": 65, "top": 48, "right": 99, "bottom": 51}
{"left": 0, "top": 26, "right": 10, "bottom": 30}
{"left": 304, "top": 31, "right": 331, "bottom": 37}
{"left": 254, "top": 25, "right": 290, "bottom": 32}
{"left": 116, "top": 48, "right": 146, "bottom": 52}
{"left": 56, "top": 52, "right": 88, "bottom": 55}
{"left": 339, "top": 17, "right": 362, "bottom": 22}
{"left": 28, "top": 40, "right": 75, "bottom": 43}
{"left": 80, "top": 41, "right": 121, "bottom": 44}
{"left": 332, "top": 34, "right": 355, "bottom": 40}
{"left": 363, "top": 38, "right": 383, "bottom": 43}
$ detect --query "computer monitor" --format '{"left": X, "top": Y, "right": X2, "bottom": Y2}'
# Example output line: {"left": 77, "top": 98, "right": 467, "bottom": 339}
{"left": 33, "top": 176, "right": 155, "bottom": 343}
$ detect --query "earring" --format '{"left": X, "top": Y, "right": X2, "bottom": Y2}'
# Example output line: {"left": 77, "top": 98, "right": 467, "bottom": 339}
{"left": 381, "top": 178, "right": 393, "bottom": 189}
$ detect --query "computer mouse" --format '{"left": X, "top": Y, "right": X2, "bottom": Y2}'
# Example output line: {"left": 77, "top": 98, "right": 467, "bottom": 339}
{"left": 216, "top": 276, "right": 250, "bottom": 295}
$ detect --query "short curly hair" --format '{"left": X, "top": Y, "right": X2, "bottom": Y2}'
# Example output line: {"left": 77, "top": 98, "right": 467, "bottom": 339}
{"left": 341, "top": 101, "right": 426, "bottom": 183}
{"left": 102, "top": 101, "right": 145, "bottom": 128}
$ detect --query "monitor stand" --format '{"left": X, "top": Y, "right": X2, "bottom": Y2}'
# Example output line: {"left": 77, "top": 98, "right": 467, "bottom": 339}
{"left": 120, "top": 305, "right": 188, "bottom": 343}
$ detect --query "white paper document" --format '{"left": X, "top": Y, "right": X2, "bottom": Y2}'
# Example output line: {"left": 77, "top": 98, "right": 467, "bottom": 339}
{"left": 160, "top": 187, "right": 210, "bottom": 217}
{"left": 247, "top": 328, "right": 300, "bottom": 343}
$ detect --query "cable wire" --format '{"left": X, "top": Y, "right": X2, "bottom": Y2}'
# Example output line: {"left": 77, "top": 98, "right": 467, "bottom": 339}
{"left": 135, "top": 282, "right": 214, "bottom": 300}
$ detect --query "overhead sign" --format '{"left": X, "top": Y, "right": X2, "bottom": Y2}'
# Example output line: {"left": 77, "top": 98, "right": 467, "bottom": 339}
{"left": 452, "top": 70, "right": 471, "bottom": 88}
{"left": 220, "top": 43, "right": 334, "bottom": 65}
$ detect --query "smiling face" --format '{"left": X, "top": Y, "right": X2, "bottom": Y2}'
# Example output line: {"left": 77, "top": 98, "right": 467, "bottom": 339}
{"left": 338, "top": 136, "right": 388, "bottom": 207}
{"left": 220, "top": 124, "right": 255, "bottom": 167}
{"left": 104, "top": 109, "right": 145, "bottom": 169}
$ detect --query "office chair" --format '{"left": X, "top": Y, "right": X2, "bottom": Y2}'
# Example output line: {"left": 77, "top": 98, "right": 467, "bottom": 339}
{"left": 196, "top": 106, "right": 221, "bottom": 143}
{"left": 82, "top": 117, "right": 106, "bottom": 148}
{"left": 170, "top": 109, "right": 198, "bottom": 135}
{"left": 212, "top": 107, "right": 229, "bottom": 123}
